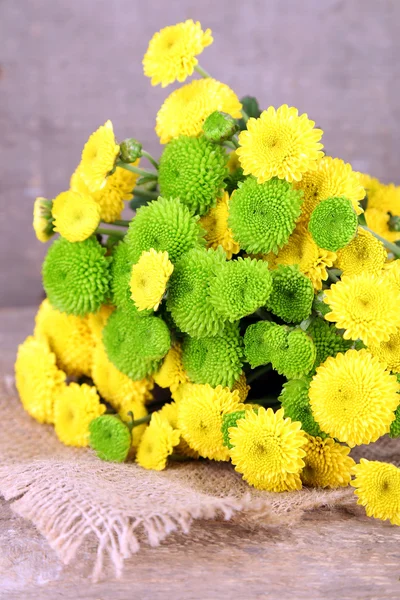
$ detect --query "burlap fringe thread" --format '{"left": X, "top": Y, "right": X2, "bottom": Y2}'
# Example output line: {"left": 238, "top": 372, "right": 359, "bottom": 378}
{"left": 0, "top": 378, "right": 395, "bottom": 581}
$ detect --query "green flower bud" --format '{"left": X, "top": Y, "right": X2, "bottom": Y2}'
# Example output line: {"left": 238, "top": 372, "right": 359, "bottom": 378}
{"left": 119, "top": 138, "right": 143, "bottom": 163}
{"left": 202, "top": 111, "right": 239, "bottom": 143}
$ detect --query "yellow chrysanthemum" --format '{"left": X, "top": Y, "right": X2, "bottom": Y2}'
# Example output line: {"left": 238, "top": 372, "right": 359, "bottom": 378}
{"left": 301, "top": 435, "right": 355, "bottom": 488}
{"left": 335, "top": 228, "right": 387, "bottom": 277}
{"left": 78, "top": 120, "right": 120, "bottom": 192}
{"left": 143, "top": 20, "right": 212, "bottom": 87}
{"left": 356, "top": 172, "right": 380, "bottom": 198}
{"left": 153, "top": 344, "right": 189, "bottom": 392}
{"left": 34, "top": 299, "right": 95, "bottom": 377}
{"left": 367, "top": 182, "right": 400, "bottom": 214}
{"left": 383, "top": 259, "right": 400, "bottom": 294}
{"left": 309, "top": 349, "right": 399, "bottom": 447}
{"left": 365, "top": 207, "right": 400, "bottom": 244}
{"left": 177, "top": 384, "right": 244, "bottom": 461}
{"left": 117, "top": 397, "right": 149, "bottom": 449}
{"left": 170, "top": 381, "right": 196, "bottom": 403}
{"left": 92, "top": 341, "right": 153, "bottom": 409}
{"left": 296, "top": 156, "right": 364, "bottom": 223}
{"left": 351, "top": 459, "right": 400, "bottom": 525}
{"left": 157, "top": 401, "right": 199, "bottom": 458}
{"left": 33, "top": 197, "right": 54, "bottom": 242}
{"left": 231, "top": 371, "right": 250, "bottom": 403}
{"left": 71, "top": 162, "right": 140, "bottom": 223}
{"left": 15, "top": 335, "right": 66, "bottom": 424}
{"left": 130, "top": 249, "right": 174, "bottom": 311}
{"left": 52, "top": 190, "right": 100, "bottom": 242}
{"left": 324, "top": 273, "right": 400, "bottom": 345}
{"left": 156, "top": 78, "right": 242, "bottom": 144}
{"left": 236, "top": 105, "right": 324, "bottom": 184}
{"left": 136, "top": 413, "right": 181, "bottom": 470}
{"left": 229, "top": 407, "right": 306, "bottom": 492}
{"left": 199, "top": 192, "right": 240, "bottom": 259}
{"left": 367, "top": 329, "right": 400, "bottom": 373}
{"left": 53, "top": 383, "right": 106, "bottom": 447}
{"left": 86, "top": 304, "right": 114, "bottom": 343}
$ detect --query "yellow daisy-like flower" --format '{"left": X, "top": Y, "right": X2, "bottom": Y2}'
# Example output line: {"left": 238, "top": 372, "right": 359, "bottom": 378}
{"left": 136, "top": 413, "right": 181, "bottom": 470}
{"left": 351, "top": 459, "right": 400, "bottom": 525}
{"left": 367, "top": 182, "right": 400, "bottom": 214}
{"left": 200, "top": 192, "right": 240, "bottom": 259}
{"left": 383, "top": 259, "right": 400, "bottom": 294}
{"left": 365, "top": 207, "right": 400, "bottom": 244}
{"left": 229, "top": 407, "right": 306, "bottom": 492}
{"left": 177, "top": 384, "right": 244, "bottom": 461}
{"left": 324, "top": 273, "right": 400, "bottom": 345}
{"left": 231, "top": 371, "right": 250, "bottom": 403}
{"left": 157, "top": 401, "right": 199, "bottom": 458}
{"left": 71, "top": 162, "right": 140, "bottom": 223}
{"left": 130, "top": 249, "right": 174, "bottom": 311}
{"left": 356, "top": 172, "right": 380, "bottom": 198}
{"left": 296, "top": 156, "right": 364, "bottom": 223}
{"left": 309, "top": 349, "right": 399, "bottom": 447}
{"left": 236, "top": 105, "right": 324, "bottom": 184}
{"left": 143, "top": 20, "right": 212, "bottom": 87}
{"left": 78, "top": 120, "right": 120, "bottom": 192}
{"left": 306, "top": 246, "right": 337, "bottom": 291}
{"left": 52, "top": 190, "right": 100, "bottom": 242}
{"left": 35, "top": 299, "right": 95, "bottom": 377}
{"left": 156, "top": 78, "right": 242, "bottom": 144}
{"left": 335, "top": 228, "right": 387, "bottom": 277}
{"left": 33, "top": 197, "right": 54, "bottom": 242}
{"left": 15, "top": 335, "right": 66, "bottom": 424}
{"left": 171, "top": 381, "right": 196, "bottom": 403}
{"left": 301, "top": 435, "right": 355, "bottom": 488}
{"left": 92, "top": 340, "right": 153, "bottom": 409}
{"left": 53, "top": 383, "right": 106, "bottom": 447}
{"left": 153, "top": 344, "right": 189, "bottom": 393}
{"left": 367, "top": 329, "right": 400, "bottom": 373}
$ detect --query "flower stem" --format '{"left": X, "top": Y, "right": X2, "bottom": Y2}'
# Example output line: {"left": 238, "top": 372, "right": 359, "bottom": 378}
{"left": 361, "top": 226, "right": 400, "bottom": 258}
{"left": 247, "top": 364, "right": 272, "bottom": 384}
{"left": 127, "top": 412, "right": 152, "bottom": 431}
{"left": 141, "top": 150, "right": 159, "bottom": 170}
{"left": 132, "top": 187, "right": 158, "bottom": 200}
{"left": 116, "top": 161, "right": 158, "bottom": 180}
{"left": 101, "top": 219, "right": 130, "bottom": 228}
{"left": 96, "top": 227, "right": 125, "bottom": 238}
{"left": 223, "top": 141, "right": 237, "bottom": 150}
{"left": 241, "top": 109, "right": 250, "bottom": 123}
{"left": 327, "top": 269, "right": 340, "bottom": 284}
{"left": 194, "top": 63, "right": 212, "bottom": 78}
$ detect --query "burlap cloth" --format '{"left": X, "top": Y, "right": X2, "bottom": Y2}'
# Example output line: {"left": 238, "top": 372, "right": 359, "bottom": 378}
{"left": 0, "top": 377, "right": 398, "bottom": 580}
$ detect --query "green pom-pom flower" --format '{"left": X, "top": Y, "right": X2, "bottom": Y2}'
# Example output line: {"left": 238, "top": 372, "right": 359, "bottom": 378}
{"left": 182, "top": 322, "right": 244, "bottom": 388}
{"left": 89, "top": 415, "right": 131, "bottom": 462}
{"left": 307, "top": 318, "right": 352, "bottom": 372}
{"left": 167, "top": 247, "right": 227, "bottom": 338}
{"left": 221, "top": 410, "right": 246, "bottom": 449}
{"left": 277, "top": 329, "right": 316, "bottom": 379}
{"left": 209, "top": 257, "right": 272, "bottom": 322}
{"left": 158, "top": 136, "right": 228, "bottom": 216}
{"left": 125, "top": 196, "right": 205, "bottom": 264}
{"left": 228, "top": 177, "right": 303, "bottom": 253}
{"left": 103, "top": 308, "right": 171, "bottom": 380}
{"left": 279, "top": 378, "right": 325, "bottom": 438}
{"left": 244, "top": 321, "right": 286, "bottom": 369}
{"left": 43, "top": 236, "right": 110, "bottom": 316}
{"left": 308, "top": 196, "right": 358, "bottom": 251}
{"left": 110, "top": 242, "right": 141, "bottom": 315}
{"left": 389, "top": 404, "right": 400, "bottom": 439}
{"left": 266, "top": 264, "right": 314, "bottom": 323}
{"left": 202, "top": 111, "right": 239, "bottom": 143}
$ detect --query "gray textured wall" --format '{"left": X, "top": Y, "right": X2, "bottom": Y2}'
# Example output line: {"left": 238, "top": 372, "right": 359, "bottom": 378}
{"left": 1, "top": 0, "right": 399, "bottom": 307}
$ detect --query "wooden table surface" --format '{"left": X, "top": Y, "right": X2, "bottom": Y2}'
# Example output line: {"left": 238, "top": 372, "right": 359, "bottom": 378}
{"left": 1, "top": 307, "right": 400, "bottom": 600}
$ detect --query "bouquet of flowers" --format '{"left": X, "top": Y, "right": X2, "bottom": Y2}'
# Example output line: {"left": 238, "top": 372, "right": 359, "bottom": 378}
{"left": 17, "top": 20, "right": 400, "bottom": 527}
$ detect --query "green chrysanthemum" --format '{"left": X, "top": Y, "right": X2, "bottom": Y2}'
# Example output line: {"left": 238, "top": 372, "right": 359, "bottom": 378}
{"left": 308, "top": 197, "right": 358, "bottom": 252}
{"left": 167, "top": 247, "right": 227, "bottom": 338}
{"left": 221, "top": 409, "right": 246, "bottom": 449}
{"left": 103, "top": 308, "right": 171, "bottom": 380}
{"left": 89, "top": 414, "right": 131, "bottom": 462}
{"left": 389, "top": 404, "right": 400, "bottom": 439}
{"left": 182, "top": 322, "right": 244, "bottom": 388}
{"left": 277, "top": 329, "right": 316, "bottom": 380}
{"left": 307, "top": 318, "right": 352, "bottom": 372}
{"left": 279, "top": 378, "right": 325, "bottom": 437}
{"left": 244, "top": 321, "right": 287, "bottom": 369}
{"left": 209, "top": 257, "right": 272, "bottom": 322}
{"left": 228, "top": 177, "right": 303, "bottom": 254}
{"left": 266, "top": 264, "right": 314, "bottom": 323}
{"left": 43, "top": 236, "right": 111, "bottom": 316}
{"left": 158, "top": 136, "right": 228, "bottom": 216}
{"left": 110, "top": 242, "right": 149, "bottom": 316}
{"left": 125, "top": 196, "right": 205, "bottom": 264}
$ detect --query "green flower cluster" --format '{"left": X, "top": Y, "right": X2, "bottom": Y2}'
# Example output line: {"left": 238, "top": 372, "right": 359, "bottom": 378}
{"left": 279, "top": 378, "right": 325, "bottom": 438}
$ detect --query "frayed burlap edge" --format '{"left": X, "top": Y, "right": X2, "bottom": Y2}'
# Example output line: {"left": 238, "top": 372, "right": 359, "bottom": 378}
{"left": 1, "top": 376, "right": 394, "bottom": 581}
